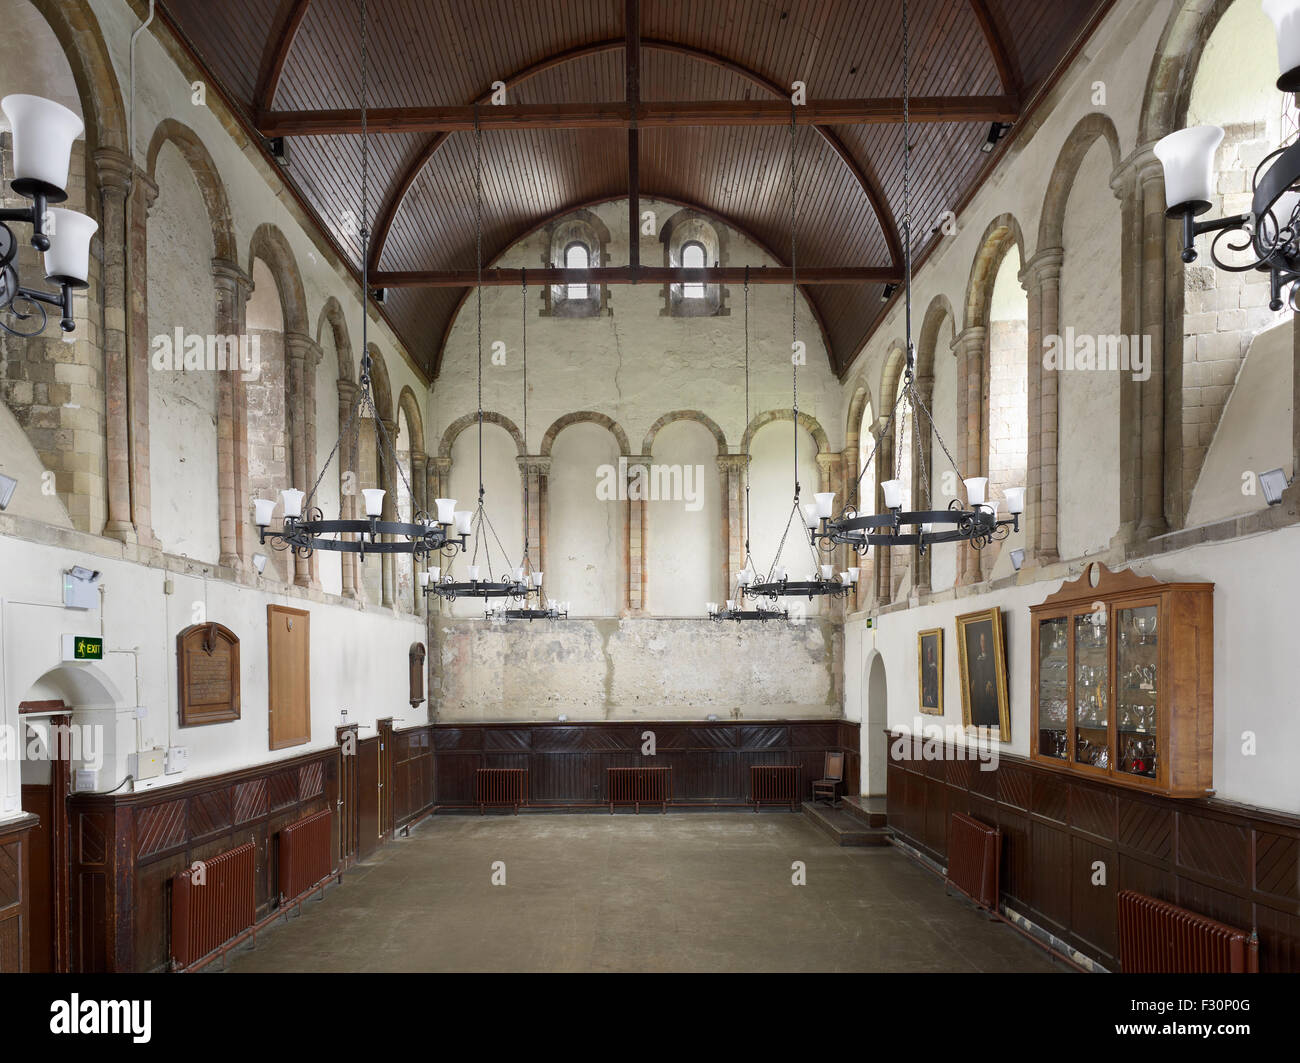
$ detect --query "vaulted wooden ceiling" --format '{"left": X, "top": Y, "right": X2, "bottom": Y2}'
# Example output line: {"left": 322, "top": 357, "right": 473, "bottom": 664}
{"left": 154, "top": 0, "right": 1112, "bottom": 379}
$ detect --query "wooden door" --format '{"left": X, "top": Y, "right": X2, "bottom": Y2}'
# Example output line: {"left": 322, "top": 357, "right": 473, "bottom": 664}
{"left": 356, "top": 735, "right": 381, "bottom": 859}
{"left": 267, "top": 606, "right": 310, "bottom": 750}
{"left": 336, "top": 726, "right": 359, "bottom": 867}
{"left": 18, "top": 711, "right": 70, "bottom": 973}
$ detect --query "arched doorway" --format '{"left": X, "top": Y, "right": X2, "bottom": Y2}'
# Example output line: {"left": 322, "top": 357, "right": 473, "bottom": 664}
{"left": 863, "top": 650, "right": 889, "bottom": 796}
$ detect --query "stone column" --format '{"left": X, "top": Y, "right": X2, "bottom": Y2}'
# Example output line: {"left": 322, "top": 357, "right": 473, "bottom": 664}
{"left": 626, "top": 455, "right": 651, "bottom": 615}
{"left": 124, "top": 161, "right": 157, "bottom": 546}
{"left": 96, "top": 148, "right": 134, "bottom": 543}
{"left": 517, "top": 455, "right": 548, "bottom": 580}
{"left": 1138, "top": 146, "right": 1170, "bottom": 540}
{"left": 1022, "top": 248, "right": 1064, "bottom": 566}
{"left": 212, "top": 258, "right": 252, "bottom": 568}
{"left": 410, "top": 449, "right": 428, "bottom": 615}
{"left": 873, "top": 421, "right": 893, "bottom": 603}
{"left": 379, "top": 418, "right": 401, "bottom": 608}
{"left": 717, "top": 453, "right": 748, "bottom": 596}
{"left": 284, "top": 331, "right": 322, "bottom": 587}
{"left": 952, "top": 325, "right": 987, "bottom": 585}
{"left": 912, "top": 371, "right": 935, "bottom": 595}
{"left": 336, "top": 380, "right": 361, "bottom": 597}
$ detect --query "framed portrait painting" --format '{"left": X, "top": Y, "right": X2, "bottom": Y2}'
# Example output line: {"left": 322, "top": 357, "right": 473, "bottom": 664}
{"left": 917, "top": 628, "right": 943, "bottom": 715}
{"left": 956, "top": 608, "right": 1010, "bottom": 741}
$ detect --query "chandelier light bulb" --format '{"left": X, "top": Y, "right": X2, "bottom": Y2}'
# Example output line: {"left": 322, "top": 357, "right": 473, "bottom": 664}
{"left": 881, "top": 479, "right": 904, "bottom": 509}
{"left": 468, "top": 565, "right": 481, "bottom": 581}
{"left": 963, "top": 477, "right": 988, "bottom": 507}
{"left": 435, "top": 498, "right": 457, "bottom": 524}
{"left": 43, "top": 208, "right": 97, "bottom": 284}
{"left": 532, "top": 571, "right": 543, "bottom": 587}
{"left": 814, "top": 492, "right": 836, "bottom": 519}
{"left": 1264, "top": 0, "right": 1300, "bottom": 91}
{"left": 418, "top": 570, "right": 430, "bottom": 587}
{"left": 1, "top": 94, "right": 84, "bottom": 197}
{"left": 726, "top": 599, "right": 736, "bottom": 611}
{"left": 737, "top": 568, "right": 752, "bottom": 585}
{"left": 454, "top": 510, "right": 473, "bottom": 535}
{"left": 848, "top": 567, "right": 860, "bottom": 583}
{"left": 801, "top": 502, "right": 819, "bottom": 528}
{"left": 1153, "top": 125, "right": 1224, "bottom": 214}
{"left": 428, "top": 565, "right": 440, "bottom": 582}
{"left": 921, "top": 522, "right": 934, "bottom": 533}
{"left": 361, "top": 488, "right": 385, "bottom": 517}
{"left": 1004, "top": 486, "right": 1025, "bottom": 515}
{"left": 820, "top": 564, "right": 833, "bottom": 580}
{"left": 280, "top": 487, "right": 305, "bottom": 519}
{"left": 252, "top": 498, "right": 276, "bottom": 527}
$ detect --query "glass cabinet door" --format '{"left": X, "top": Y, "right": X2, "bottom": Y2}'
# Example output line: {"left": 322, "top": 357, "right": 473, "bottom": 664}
{"left": 1037, "top": 617, "right": 1069, "bottom": 759}
{"left": 1116, "top": 603, "right": 1159, "bottom": 779}
{"left": 1072, "top": 608, "right": 1110, "bottom": 769}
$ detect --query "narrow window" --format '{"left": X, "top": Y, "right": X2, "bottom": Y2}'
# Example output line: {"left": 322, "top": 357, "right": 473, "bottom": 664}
{"left": 566, "top": 242, "right": 589, "bottom": 300}
{"left": 681, "top": 241, "right": 706, "bottom": 299}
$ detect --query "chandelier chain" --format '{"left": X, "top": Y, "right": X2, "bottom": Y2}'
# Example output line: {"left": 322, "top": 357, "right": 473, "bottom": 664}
{"left": 790, "top": 102, "right": 800, "bottom": 502}
{"left": 743, "top": 267, "right": 751, "bottom": 560}
{"left": 474, "top": 109, "right": 484, "bottom": 501}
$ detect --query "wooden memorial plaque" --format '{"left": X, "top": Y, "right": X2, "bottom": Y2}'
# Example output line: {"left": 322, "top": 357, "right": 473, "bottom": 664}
{"left": 177, "top": 622, "right": 241, "bottom": 726}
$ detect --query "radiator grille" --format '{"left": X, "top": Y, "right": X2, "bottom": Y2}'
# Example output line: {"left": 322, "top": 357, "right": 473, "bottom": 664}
{"left": 1118, "top": 890, "right": 1258, "bottom": 973}
{"left": 170, "top": 842, "right": 256, "bottom": 971}
{"left": 278, "top": 809, "right": 334, "bottom": 904}
{"left": 750, "top": 765, "right": 800, "bottom": 810}
{"left": 475, "top": 768, "right": 529, "bottom": 812}
{"left": 607, "top": 766, "right": 672, "bottom": 812}
{"left": 946, "top": 812, "right": 1000, "bottom": 910}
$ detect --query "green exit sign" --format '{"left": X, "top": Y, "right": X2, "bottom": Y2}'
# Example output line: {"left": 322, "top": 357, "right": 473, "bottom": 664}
{"left": 62, "top": 634, "right": 103, "bottom": 661}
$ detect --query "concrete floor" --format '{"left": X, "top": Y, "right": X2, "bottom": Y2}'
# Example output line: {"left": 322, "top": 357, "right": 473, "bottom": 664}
{"left": 226, "top": 813, "right": 1062, "bottom": 973}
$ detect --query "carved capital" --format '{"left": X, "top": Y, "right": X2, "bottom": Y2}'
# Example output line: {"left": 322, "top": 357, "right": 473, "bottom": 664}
{"left": 284, "top": 330, "right": 323, "bottom": 366}
{"left": 517, "top": 454, "right": 552, "bottom": 475}
{"left": 93, "top": 147, "right": 133, "bottom": 198}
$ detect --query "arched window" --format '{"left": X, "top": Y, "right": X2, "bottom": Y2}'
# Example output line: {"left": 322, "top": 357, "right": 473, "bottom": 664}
{"left": 565, "top": 241, "right": 589, "bottom": 300}
{"left": 681, "top": 240, "right": 706, "bottom": 299}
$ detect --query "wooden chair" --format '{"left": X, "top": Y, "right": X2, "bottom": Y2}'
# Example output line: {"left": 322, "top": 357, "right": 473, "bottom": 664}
{"left": 812, "top": 751, "right": 844, "bottom": 806}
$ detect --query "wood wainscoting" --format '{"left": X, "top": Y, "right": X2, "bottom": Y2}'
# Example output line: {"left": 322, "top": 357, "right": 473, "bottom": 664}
{"left": 885, "top": 730, "right": 1300, "bottom": 972}
{"left": 432, "top": 720, "right": 859, "bottom": 808}
{"left": 65, "top": 726, "right": 437, "bottom": 973}
{"left": 0, "top": 813, "right": 38, "bottom": 972}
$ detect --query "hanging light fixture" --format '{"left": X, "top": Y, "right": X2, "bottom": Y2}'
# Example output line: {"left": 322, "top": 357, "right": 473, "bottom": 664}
{"left": 0, "top": 94, "right": 96, "bottom": 335}
{"left": 255, "top": 0, "right": 468, "bottom": 564}
{"left": 1153, "top": 0, "right": 1300, "bottom": 310}
{"left": 744, "top": 109, "right": 855, "bottom": 604}
{"left": 426, "top": 115, "right": 531, "bottom": 608}
{"left": 809, "top": 0, "right": 1022, "bottom": 561}
{"left": 707, "top": 267, "right": 788, "bottom": 622}
{"left": 485, "top": 270, "right": 569, "bottom": 621}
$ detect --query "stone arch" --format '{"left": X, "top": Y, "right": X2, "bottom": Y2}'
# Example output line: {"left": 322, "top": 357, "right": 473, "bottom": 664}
{"left": 364, "top": 343, "right": 394, "bottom": 423}
{"left": 439, "top": 411, "right": 526, "bottom": 459}
{"left": 642, "top": 410, "right": 727, "bottom": 455}
{"left": 916, "top": 295, "right": 957, "bottom": 380}
{"left": 27, "top": 0, "right": 126, "bottom": 155}
{"left": 659, "top": 208, "right": 728, "bottom": 316}
{"left": 316, "top": 297, "right": 354, "bottom": 383}
{"left": 878, "top": 340, "right": 909, "bottom": 428}
{"left": 844, "top": 379, "right": 874, "bottom": 456}
{"left": 247, "top": 223, "right": 308, "bottom": 337}
{"left": 540, "top": 411, "right": 631, "bottom": 457}
{"left": 145, "top": 119, "right": 236, "bottom": 262}
{"left": 1037, "top": 114, "right": 1123, "bottom": 252}
{"left": 397, "top": 386, "right": 425, "bottom": 457}
{"left": 1139, "top": 0, "right": 1236, "bottom": 145}
{"left": 740, "top": 409, "right": 830, "bottom": 455}
{"left": 962, "top": 213, "right": 1028, "bottom": 331}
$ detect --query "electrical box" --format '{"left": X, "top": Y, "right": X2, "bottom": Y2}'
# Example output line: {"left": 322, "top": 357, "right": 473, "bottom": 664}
{"left": 165, "top": 746, "right": 189, "bottom": 775}
{"left": 74, "top": 769, "right": 99, "bottom": 793}
{"left": 128, "top": 748, "right": 165, "bottom": 781}
{"left": 62, "top": 567, "right": 100, "bottom": 609}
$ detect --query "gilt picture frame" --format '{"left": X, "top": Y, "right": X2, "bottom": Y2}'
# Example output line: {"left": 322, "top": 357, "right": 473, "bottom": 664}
{"left": 917, "top": 628, "right": 943, "bottom": 715}
{"left": 956, "top": 607, "right": 1010, "bottom": 742}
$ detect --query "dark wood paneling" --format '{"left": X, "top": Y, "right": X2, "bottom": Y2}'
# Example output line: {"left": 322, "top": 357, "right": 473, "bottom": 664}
{"left": 0, "top": 815, "right": 36, "bottom": 973}
{"left": 886, "top": 731, "right": 1300, "bottom": 972}
{"left": 65, "top": 739, "right": 386, "bottom": 974}
{"left": 431, "top": 719, "right": 858, "bottom": 809}
{"left": 356, "top": 737, "right": 380, "bottom": 860}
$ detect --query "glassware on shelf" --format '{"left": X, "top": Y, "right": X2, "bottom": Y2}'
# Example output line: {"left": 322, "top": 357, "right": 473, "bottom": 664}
{"left": 1116, "top": 604, "right": 1159, "bottom": 778}
{"left": 1037, "top": 617, "right": 1070, "bottom": 760}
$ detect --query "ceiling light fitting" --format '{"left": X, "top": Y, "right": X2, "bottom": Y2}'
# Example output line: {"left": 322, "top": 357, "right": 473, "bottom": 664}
{"left": 0, "top": 95, "right": 96, "bottom": 336}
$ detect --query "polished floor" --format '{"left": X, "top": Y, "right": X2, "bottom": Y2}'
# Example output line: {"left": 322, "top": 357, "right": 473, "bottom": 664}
{"left": 227, "top": 813, "right": 1061, "bottom": 973}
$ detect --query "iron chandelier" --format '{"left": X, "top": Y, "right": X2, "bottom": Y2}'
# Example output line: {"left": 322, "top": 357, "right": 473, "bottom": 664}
{"left": 1155, "top": 0, "right": 1300, "bottom": 310}
{"left": 0, "top": 94, "right": 97, "bottom": 336}
{"left": 807, "top": 0, "right": 1022, "bottom": 562}
{"left": 254, "top": 1, "right": 468, "bottom": 564}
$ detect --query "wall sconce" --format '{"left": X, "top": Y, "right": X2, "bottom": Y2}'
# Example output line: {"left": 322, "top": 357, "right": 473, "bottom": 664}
{"left": 1010, "top": 548, "right": 1025, "bottom": 572}
{"left": 1259, "top": 467, "right": 1291, "bottom": 506}
{"left": 0, "top": 472, "right": 16, "bottom": 509}
{"left": 252, "top": 552, "right": 269, "bottom": 575}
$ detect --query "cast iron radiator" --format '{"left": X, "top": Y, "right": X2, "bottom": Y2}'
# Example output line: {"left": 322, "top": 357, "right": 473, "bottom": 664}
{"left": 750, "top": 765, "right": 800, "bottom": 811}
{"left": 607, "top": 766, "right": 672, "bottom": 812}
{"left": 1117, "top": 890, "right": 1258, "bottom": 973}
{"left": 945, "top": 812, "right": 1001, "bottom": 910}
{"left": 170, "top": 841, "right": 256, "bottom": 971}
{"left": 278, "top": 808, "right": 334, "bottom": 904}
{"left": 475, "top": 768, "right": 529, "bottom": 813}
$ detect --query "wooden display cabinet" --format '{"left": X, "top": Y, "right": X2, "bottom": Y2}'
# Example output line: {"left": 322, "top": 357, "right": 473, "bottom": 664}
{"left": 1029, "top": 562, "right": 1213, "bottom": 798}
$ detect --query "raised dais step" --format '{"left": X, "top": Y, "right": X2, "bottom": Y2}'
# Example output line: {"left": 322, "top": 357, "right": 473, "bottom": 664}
{"left": 801, "top": 801, "right": 892, "bottom": 846}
